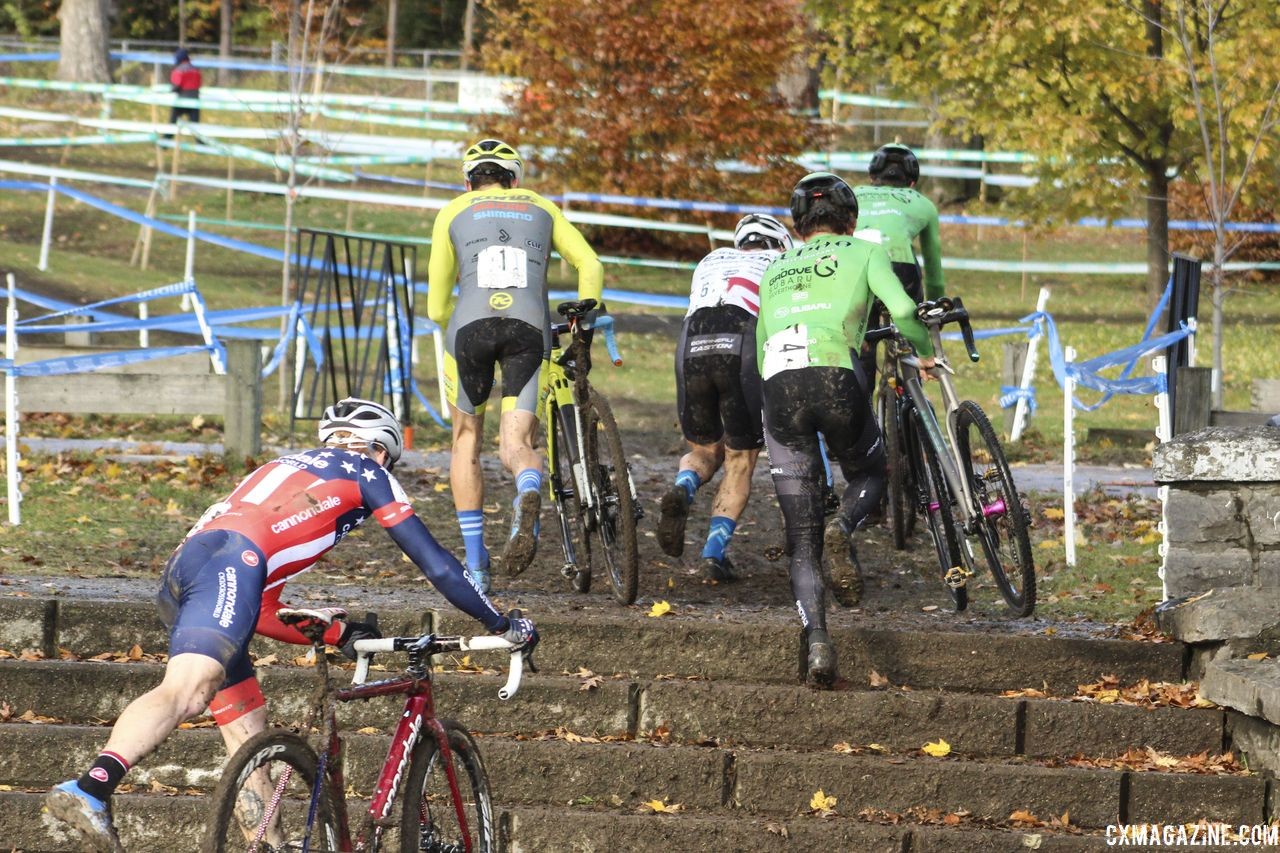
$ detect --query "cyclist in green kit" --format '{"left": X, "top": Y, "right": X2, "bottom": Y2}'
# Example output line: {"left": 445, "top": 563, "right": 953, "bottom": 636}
{"left": 854, "top": 143, "right": 944, "bottom": 388}
{"left": 757, "top": 172, "right": 935, "bottom": 687}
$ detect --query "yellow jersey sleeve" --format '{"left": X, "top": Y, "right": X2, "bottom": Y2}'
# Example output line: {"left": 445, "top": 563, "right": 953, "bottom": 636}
{"left": 426, "top": 196, "right": 465, "bottom": 326}
{"left": 531, "top": 194, "right": 603, "bottom": 302}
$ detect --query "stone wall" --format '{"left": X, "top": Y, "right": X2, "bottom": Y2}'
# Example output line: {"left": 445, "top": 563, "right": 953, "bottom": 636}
{"left": 1154, "top": 426, "right": 1280, "bottom": 599}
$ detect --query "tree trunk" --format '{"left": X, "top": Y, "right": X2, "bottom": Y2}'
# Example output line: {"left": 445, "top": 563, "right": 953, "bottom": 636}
{"left": 178, "top": 0, "right": 187, "bottom": 48}
{"left": 57, "top": 0, "right": 112, "bottom": 84}
{"left": 1144, "top": 159, "right": 1170, "bottom": 306}
{"left": 461, "top": 0, "right": 476, "bottom": 70}
{"left": 219, "top": 0, "right": 233, "bottom": 86}
{"left": 385, "top": 0, "right": 398, "bottom": 67}
{"left": 1211, "top": 243, "right": 1225, "bottom": 409}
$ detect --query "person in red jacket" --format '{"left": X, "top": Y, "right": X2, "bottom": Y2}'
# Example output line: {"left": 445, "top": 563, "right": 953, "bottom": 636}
{"left": 169, "top": 48, "right": 201, "bottom": 128}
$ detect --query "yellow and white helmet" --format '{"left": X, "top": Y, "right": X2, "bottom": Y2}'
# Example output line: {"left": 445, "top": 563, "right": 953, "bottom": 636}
{"left": 461, "top": 138, "right": 523, "bottom": 184}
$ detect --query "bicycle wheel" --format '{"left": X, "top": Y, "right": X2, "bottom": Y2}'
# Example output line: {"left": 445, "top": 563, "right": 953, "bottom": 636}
{"left": 584, "top": 390, "right": 640, "bottom": 605}
{"left": 904, "top": 403, "right": 968, "bottom": 611}
{"left": 548, "top": 401, "right": 593, "bottom": 593}
{"left": 397, "top": 719, "right": 495, "bottom": 853}
{"left": 202, "top": 730, "right": 341, "bottom": 853}
{"left": 878, "top": 374, "right": 915, "bottom": 551}
{"left": 955, "top": 400, "right": 1036, "bottom": 616}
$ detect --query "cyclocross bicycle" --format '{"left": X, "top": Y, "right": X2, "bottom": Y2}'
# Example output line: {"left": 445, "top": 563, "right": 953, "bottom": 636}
{"left": 541, "top": 298, "right": 641, "bottom": 605}
{"left": 875, "top": 297, "right": 1036, "bottom": 616}
{"left": 201, "top": 607, "right": 528, "bottom": 853}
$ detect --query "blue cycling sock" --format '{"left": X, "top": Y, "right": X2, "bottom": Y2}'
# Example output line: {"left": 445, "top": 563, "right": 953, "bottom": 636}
{"left": 516, "top": 467, "right": 543, "bottom": 495}
{"left": 675, "top": 469, "right": 702, "bottom": 505}
{"left": 457, "top": 510, "right": 488, "bottom": 571}
{"left": 701, "top": 516, "right": 737, "bottom": 561}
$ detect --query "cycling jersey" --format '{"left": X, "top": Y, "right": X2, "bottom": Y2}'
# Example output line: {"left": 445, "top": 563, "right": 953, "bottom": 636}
{"left": 853, "top": 185, "right": 944, "bottom": 301}
{"left": 756, "top": 233, "right": 934, "bottom": 380}
{"left": 685, "top": 247, "right": 780, "bottom": 317}
{"left": 426, "top": 186, "right": 603, "bottom": 415}
{"left": 188, "top": 447, "right": 505, "bottom": 639}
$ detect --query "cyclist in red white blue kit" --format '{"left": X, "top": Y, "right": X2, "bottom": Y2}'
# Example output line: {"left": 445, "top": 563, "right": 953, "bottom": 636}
{"left": 45, "top": 398, "right": 537, "bottom": 852}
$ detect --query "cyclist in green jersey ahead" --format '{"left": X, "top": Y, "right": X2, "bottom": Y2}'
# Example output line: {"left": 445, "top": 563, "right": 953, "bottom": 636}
{"left": 757, "top": 172, "right": 935, "bottom": 687}
{"left": 428, "top": 139, "right": 604, "bottom": 591}
{"left": 854, "top": 143, "right": 944, "bottom": 387}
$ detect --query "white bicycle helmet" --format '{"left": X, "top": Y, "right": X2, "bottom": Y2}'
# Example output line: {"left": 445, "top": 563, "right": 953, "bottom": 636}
{"left": 318, "top": 397, "right": 403, "bottom": 468}
{"left": 733, "top": 213, "right": 793, "bottom": 252}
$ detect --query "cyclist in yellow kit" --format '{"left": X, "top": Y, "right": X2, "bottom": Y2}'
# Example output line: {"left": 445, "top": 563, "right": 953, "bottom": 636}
{"left": 428, "top": 139, "right": 604, "bottom": 591}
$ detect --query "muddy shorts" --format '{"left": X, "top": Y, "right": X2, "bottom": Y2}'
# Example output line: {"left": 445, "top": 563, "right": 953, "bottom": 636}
{"left": 675, "top": 306, "right": 763, "bottom": 450}
{"left": 445, "top": 317, "right": 548, "bottom": 416}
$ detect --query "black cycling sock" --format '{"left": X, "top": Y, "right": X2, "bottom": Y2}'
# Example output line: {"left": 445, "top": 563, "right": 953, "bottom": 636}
{"left": 78, "top": 751, "right": 130, "bottom": 801}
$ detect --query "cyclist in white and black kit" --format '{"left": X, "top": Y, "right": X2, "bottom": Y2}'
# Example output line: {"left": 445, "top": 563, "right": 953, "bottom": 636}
{"left": 657, "top": 214, "right": 792, "bottom": 581}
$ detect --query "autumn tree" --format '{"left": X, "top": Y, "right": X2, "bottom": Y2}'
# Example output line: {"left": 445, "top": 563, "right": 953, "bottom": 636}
{"left": 58, "top": 0, "right": 112, "bottom": 83}
{"left": 814, "top": 0, "right": 1190, "bottom": 303}
{"left": 1164, "top": 0, "right": 1280, "bottom": 405}
{"left": 481, "top": 0, "right": 814, "bottom": 208}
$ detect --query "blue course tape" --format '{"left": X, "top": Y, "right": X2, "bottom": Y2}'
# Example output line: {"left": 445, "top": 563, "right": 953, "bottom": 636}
{"left": 1, "top": 345, "right": 213, "bottom": 377}
{"left": 999, "top": 385, "right": 1037, "bottom": 413}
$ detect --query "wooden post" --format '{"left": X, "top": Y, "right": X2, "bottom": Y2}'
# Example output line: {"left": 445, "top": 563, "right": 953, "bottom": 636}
{"left": 1173, "top": 366, "right": 1212, "bottom": 436}
{"left": 225, "top": 157, "right": 235, "bottom": 221}
{"left": 65, "top": 315, "right": 93, "bottom": 347}
{"left": 169, "top": 124, "right": 182, "bottom": 200}
{"left": 131, "top": 182, "right": 160, "bottom": 267}
{"left": 1001, "top": 341, "right": 1028, "bottom": 434}
{"left": 223, "top": 339, "right": 263, "bottom": 460}
{"left": 139, "top": 187, "right": 160, "bottom": 271}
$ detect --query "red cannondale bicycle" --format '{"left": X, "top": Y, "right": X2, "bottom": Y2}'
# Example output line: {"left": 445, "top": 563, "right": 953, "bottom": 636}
{"left": 201, "top": 607, "right": 529, "bottom": 853}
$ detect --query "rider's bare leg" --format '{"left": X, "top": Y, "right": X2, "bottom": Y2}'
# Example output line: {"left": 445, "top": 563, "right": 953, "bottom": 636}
{"left": 101, "top": 652, "right": 225, "bottom": 766}
{"left": 450, "top": 407, "right": 485, "bottom": 512}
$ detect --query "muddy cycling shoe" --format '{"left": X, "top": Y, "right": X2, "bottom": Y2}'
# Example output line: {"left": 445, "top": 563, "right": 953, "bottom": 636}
{"left": 502, "top": 491, "right": 541, "bottom": 575}
{"left": 468, "top": 558, "right": 492, "bottom": 595}
{"left": 45, "top": 780, "right": 125, "bottom": 853}
{"left": 806, "top": 629, "right": 838, "bottom": 688}
{"left": 657, "top": 487, "right": 689, "bottom": 557}
{"left": 823, "top": 519, "right": 864, "bottom": 607}
{"left": 701, "top": 555, "right": 738, "bottom": 582}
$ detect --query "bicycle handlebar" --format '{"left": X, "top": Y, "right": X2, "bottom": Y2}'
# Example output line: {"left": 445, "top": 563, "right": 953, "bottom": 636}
{"left": 350, "top": 634, "right": 525, "bottom": 701}
{"left": 916, "top": 297, "right": 980, "bottom": 363}
{"left": 550, "top": 311, "right": 623, "bottom": 367}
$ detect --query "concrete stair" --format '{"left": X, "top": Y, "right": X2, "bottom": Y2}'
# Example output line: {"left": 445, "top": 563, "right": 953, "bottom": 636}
{"left": 0, "top": 595, "right": 1257, "bottom": 852}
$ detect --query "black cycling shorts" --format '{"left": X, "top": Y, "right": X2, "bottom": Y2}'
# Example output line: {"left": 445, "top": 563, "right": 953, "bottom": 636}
{"left": 447, "top": 317, "right": 547, "bottom": 416}
{"left": 674, "top": 306, "right": 763, "bottom": 450}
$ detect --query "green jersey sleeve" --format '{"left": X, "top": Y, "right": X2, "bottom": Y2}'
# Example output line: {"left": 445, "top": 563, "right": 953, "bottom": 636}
{"left": 867, "top": 247, "right": 934, "bottom": 358}
{"left": 919, "top": 202, "right": 945, "bottom": 301}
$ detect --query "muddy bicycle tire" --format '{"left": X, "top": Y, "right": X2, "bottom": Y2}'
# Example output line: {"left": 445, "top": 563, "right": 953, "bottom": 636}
{"left": 905, "top": 403, "right": 968, "bottom": 612}
{"left": 585, "top": 390, "right": 640, "bottom": 605}
{"left": 878, "top": 374, "right": 916, "bottom": 551}
{"left": 202, "top": 729, "right": 340, "bottom": 853}
{"left": 549, "top": 401, "right": 593, "bottom": 594}
{"left": 397, "top": 719, "right": 495, "bottom": 853}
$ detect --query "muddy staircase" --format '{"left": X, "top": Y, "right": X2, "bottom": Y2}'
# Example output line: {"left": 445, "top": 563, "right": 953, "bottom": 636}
{"left": 0, "top": 591, "right": 1261, "bottom": 852}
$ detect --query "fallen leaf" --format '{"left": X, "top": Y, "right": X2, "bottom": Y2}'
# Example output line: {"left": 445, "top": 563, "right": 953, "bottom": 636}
{"left": 922, "top": 739, "right": 951, "bottom": 758}
{"left": 640, "top": 798, "right": 684, "bottom": 814}
{"left": 869, "top": 670, "right": 890, "bottom": 688}
{"left": 764, "top": 820, "right": 789, "bottom": 838}
{"left": 1247, "top": 652, "right": 1270, "bottom": 661}
{"left": 809, "top": 789, "right": 837, "bottom": 815}
{"left": 648, "top": 600, "right": 672, "bottom": 618}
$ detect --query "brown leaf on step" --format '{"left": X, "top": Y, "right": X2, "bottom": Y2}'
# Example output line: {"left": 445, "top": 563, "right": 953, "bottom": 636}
{"left": 764, "top": 820, "right": 789, "bottom": 838}
{"left": 148, "top": 779, "right": 179, "bottom": 795}
{"left": 868, "top": 669, "right": 890, "bottom": 688}
{"left": 1008, "top": 809, "right": 1042, "bottom": 826}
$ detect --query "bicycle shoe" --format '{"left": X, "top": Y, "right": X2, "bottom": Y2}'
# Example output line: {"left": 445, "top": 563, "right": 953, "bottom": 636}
{"left": 468, "top": 557, "right": 492, "bottom": 595}
{"left": 823, "top": 519, "right": 864, "bottom": 607}
{"left": 806, "top": 629, "right": 838, "bottom": 689}
{"left": 502, "top": 490, "right": 541, "bottom": 575}
{"left": 701, "top": 555, "right": 738, "bottom": 582}
{"left": 45, "top": 780, "right": 125, "bottom": 853}
{"left": 657, "top": 486, "right": 689, "bottom": 557}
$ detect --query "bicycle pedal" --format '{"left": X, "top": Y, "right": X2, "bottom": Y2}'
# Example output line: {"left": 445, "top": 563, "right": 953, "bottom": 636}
{"left": 943, "top": 566, "right": 974, "bottom": 589}
{"left": 560, "top": 563, "right": 577, "bottom": 578}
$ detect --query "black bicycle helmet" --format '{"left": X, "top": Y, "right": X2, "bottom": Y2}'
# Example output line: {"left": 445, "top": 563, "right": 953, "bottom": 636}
{"left": 789, "top": 172, "right": 858, "bottom": 223}
{"left": 868, "top": 143, "right": 920, "bottom": 185}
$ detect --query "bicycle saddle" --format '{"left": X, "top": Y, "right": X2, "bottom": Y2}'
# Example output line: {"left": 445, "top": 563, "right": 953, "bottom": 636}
{"left": 557, "top": 298, "right": 598, "bottom": 318}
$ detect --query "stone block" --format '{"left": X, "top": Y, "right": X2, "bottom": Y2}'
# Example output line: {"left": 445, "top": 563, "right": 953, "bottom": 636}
{"left": 1023, "top": 700, "right": 1223, "bottom": 758}
{"left": 1162, "top": 548, "right": 1253, "bottom": 598}
{"left": 1154, "top": 426, "right": 1280, "bottom": 483}
{"left": 1257, "top": 550, "right": 1280, "bottom": 587}
{"left": 1126, "top": 771, "right": 1265, "bottom": 825}
{"left": 1200, "top": 659, "right": 1280, "bottom": 725}
{"left": 1242, "top": 488, "right": 1280, "bottom": 547}
{"left": 1155, "top": 587, "right": 1280, "bottom": 643}
{"left": 1225, "top": 711, "right": 1280, "bottom": 775}
{"left": 1163, "top": 489, "right": 1244, "bottom": 545}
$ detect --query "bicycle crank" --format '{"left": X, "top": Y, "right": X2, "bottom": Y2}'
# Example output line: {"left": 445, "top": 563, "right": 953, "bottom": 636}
{"left": 944, "top": 565, "right": 974, "bottom": 589}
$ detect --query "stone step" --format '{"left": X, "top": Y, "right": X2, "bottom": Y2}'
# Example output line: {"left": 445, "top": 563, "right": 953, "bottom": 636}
{"left": 0, "top": 659, "right": 1225, "bottom": 759}
{"left": 0, "top": 725, "right": 1266, "bottom": 831}
{"left": 0, "top": 792, "right": 1118, "bottom": 852}
{"left": 0, "top": 596, "right": 1187, "bottom": 693}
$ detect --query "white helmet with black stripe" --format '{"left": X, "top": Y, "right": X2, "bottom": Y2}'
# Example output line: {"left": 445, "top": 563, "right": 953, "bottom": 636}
{"left": 318, "top": 397, "right": 403, "bottom": 468}
{"left": 733, "top": 214, "right": 793, "bottom": 252}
